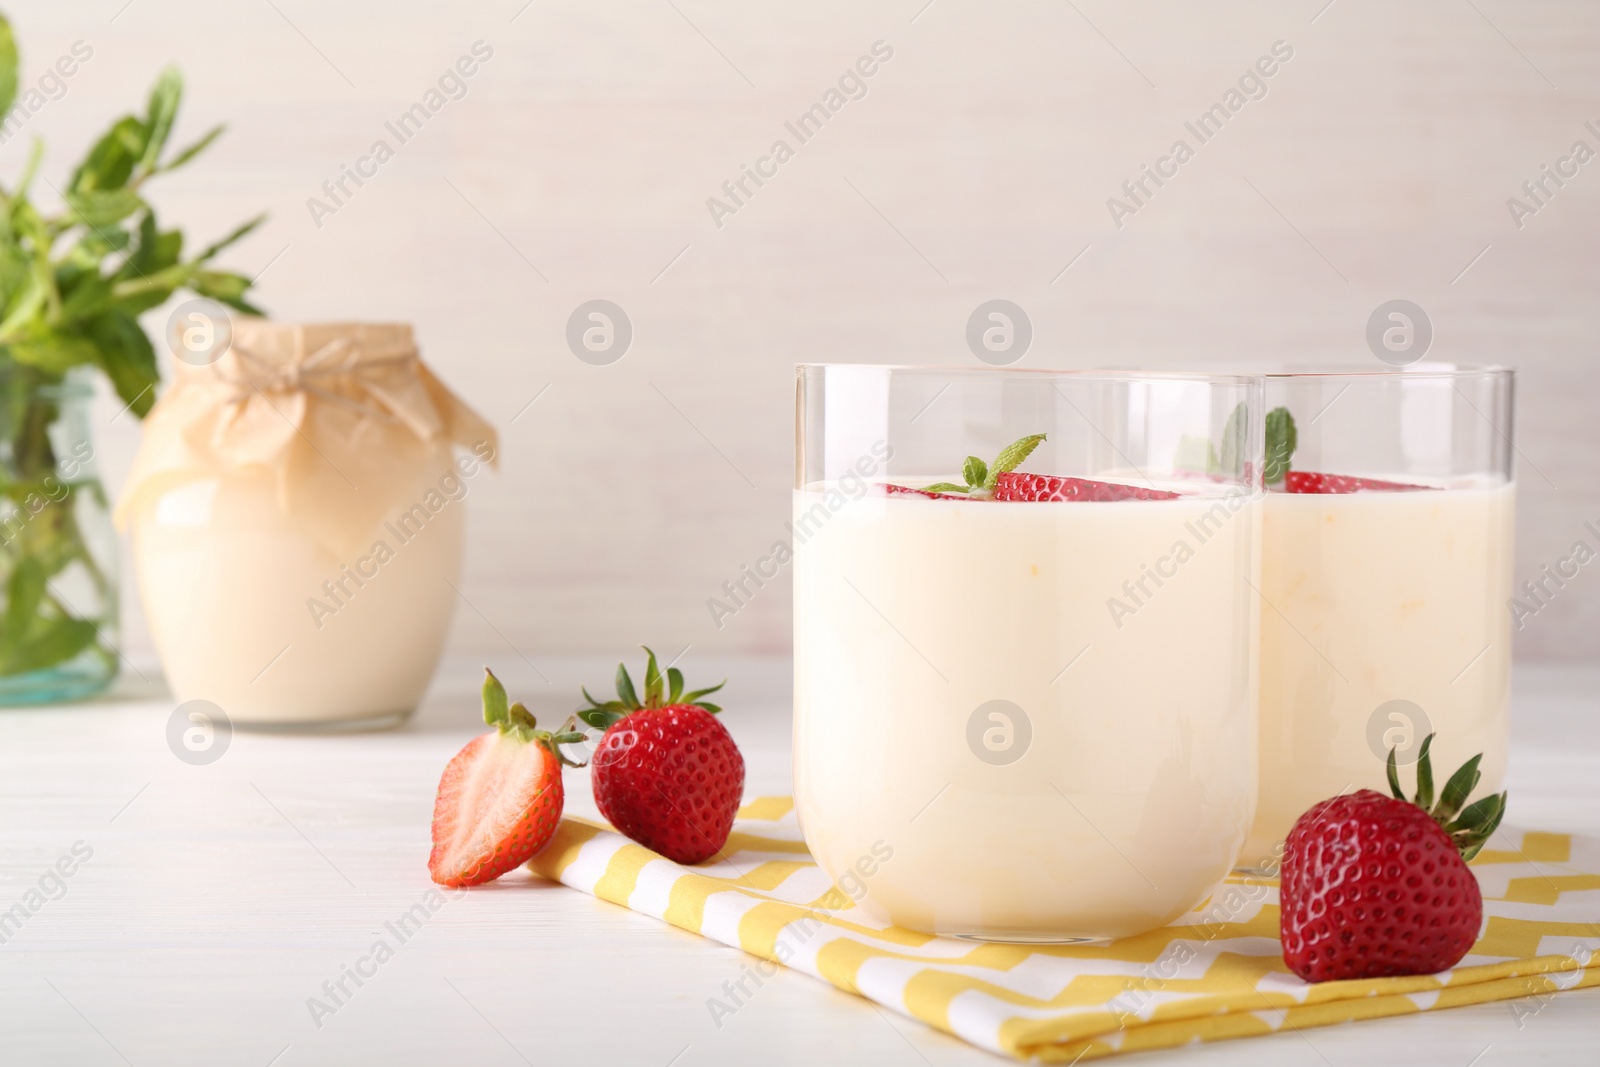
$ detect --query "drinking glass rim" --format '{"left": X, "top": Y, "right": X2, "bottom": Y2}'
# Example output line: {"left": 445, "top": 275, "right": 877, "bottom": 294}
{"left": 1071, "top": 360, "right": 1512, "bottom": 382}
{"left": 794, "top": 364, "right": 1263, "bottom": 386}
{"left": 1258, "top": 362, "right": 1512, "bottom": 381}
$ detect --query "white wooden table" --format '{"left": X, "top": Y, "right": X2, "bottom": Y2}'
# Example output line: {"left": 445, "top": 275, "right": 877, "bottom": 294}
{"left": 1, "top": 654, "right": 1595, "bottom": 1066}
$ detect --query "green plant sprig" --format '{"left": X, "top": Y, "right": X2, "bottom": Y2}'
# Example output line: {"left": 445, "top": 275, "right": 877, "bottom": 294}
{"left": 0, "top": 13, "right": 265, "bottom": 418}
{"left": 0, "top": 13, "right": 264, "bottom": 683}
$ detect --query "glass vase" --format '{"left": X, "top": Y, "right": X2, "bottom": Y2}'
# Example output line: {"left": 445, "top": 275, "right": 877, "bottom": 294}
{"left": 0, "top": 368, "right": 119, "bottom": 704}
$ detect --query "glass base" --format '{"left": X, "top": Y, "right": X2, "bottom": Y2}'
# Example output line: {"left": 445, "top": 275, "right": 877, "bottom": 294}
{"left": 0, "top": 660, "right": 116, "bottom": 706}
{"left": 1231, "top": 863, "right": 1280, "bottom": 878}
{"left": 951, "top": 931, "right": 1112, "bottom": 945}
{"left": 233, "top": 708, "right": 415, "bottom": 734}
{"left": 1233, "top": 843, "right": 1285, "bottom": 878}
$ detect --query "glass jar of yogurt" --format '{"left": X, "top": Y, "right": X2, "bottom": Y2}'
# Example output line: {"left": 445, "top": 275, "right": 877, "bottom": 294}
{"left": 1238, "top": 365, "right": 1515, "bottom": 870}
{"left": 117, "top": 320, "right": 496, "bottom": 728}
{"left": 793, "top": 365, "right": 1263, "bottom": 941}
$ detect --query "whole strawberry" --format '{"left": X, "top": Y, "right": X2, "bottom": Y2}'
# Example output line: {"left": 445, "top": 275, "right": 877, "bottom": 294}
{"left": 1280, "top": 734, "right": 1507, "bottom": 982}
{"left": 429, "top": 669, "right": 585, "bottom": 887}
{"left": 578, "top": 648, "right": 744, "bottom": 865}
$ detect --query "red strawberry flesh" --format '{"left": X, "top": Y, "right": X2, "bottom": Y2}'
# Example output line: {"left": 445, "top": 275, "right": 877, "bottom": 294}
{"left": 1280, "top": 789, "right": 1482, "bottom": 982}
{"left": 429, "top": 731, "right": 564, "bottom": 887}
{"left": 592, "top": 704, "right": 745, "bottom": 865}
{"left": 993, "top": 471, "right": 1181, "bottom": 502}
{"left": 882, "top": 483, "right": 966, "bottom": 500}
{"left": 1283, "top": 470, "right": 1434, "bottom": 494}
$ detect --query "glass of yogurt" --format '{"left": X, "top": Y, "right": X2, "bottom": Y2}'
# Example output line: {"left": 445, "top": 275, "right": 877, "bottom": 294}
{"left": 1239, "top": 365, "right": 1516, "bottom": 871}
{"left": 792, "top": 365, "right": 1263, "bottom": 941}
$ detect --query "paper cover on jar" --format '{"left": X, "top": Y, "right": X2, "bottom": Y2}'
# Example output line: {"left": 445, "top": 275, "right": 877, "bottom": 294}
{"left": 114, "top": 320, "right": 497, "bottom": 557}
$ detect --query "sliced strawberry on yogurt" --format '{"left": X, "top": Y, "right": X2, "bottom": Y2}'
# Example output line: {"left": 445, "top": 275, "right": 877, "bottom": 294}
{"left": 1264, "top": 407, "right": 1434, "bottom": 493}
{"left": 881, "top": 483, "right": 968, "bottom": 500}
{"left": 994, "top": 471, "right": 1181, "bottom": 502}
{"left": 881, "top": 434, "right": 1048, "bottom": 499}
{"left": 1283, "top": 471, "right": 1433, "bottom": 494}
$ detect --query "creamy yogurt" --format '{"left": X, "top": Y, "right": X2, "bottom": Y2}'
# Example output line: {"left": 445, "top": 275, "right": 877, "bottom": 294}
{"left": 793, "top": 482, "right": 1259, "bottom": 940}
{"left": 132, "top": 456, "right": 467, "bottom": 726}
{"left": 1241, "top": 480, "right": 1515, "bottom": 868}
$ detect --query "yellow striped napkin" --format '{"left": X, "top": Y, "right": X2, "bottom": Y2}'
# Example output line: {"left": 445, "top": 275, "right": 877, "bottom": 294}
{"left": 529, "top": 797, "right": 1600, "bottom": 1061}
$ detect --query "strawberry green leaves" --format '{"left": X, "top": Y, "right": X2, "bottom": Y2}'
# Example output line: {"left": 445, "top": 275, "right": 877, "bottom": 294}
{"left": 481, "top": 667, "right": 514, "bottom": 729}
{"left": 577, "top": 647, "right": 726, "bottom": 729}
{"left": 1386, "top": 732, "right": 1507, "bottom": 861}
{"left": 920, "top": 433, "right": 1047, "bottom": 496}
{"left": 643, "top": 646, "right": 665, "bottom": 706}
{"left": 614, "top": 658, "right": 639, "bottom": 709}
{"left": 482, "top": 668, "right": 585, "bottom": 765}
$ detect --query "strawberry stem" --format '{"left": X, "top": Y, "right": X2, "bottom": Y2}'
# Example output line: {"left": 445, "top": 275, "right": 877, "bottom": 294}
{"left": 1386, "top": 732, "right": 1507, "bottom": 861}
{"left": 577, "top": 649, "right": 728, "bottom": 725}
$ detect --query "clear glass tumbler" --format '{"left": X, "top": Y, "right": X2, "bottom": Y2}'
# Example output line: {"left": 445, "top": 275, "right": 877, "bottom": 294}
{"left": 1239, "top": 364, "right": 1515, "bottom": 871}
{"left": 793, "top": 365, "right": 1262, "bottom": 941}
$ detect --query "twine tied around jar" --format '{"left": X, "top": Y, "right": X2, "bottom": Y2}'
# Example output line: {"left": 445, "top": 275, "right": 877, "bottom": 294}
{"left": 116, "top": 320, "right": 497, "bottom": 557}
{"left": 217, "top": 335, "right": 419, "bottom": 424}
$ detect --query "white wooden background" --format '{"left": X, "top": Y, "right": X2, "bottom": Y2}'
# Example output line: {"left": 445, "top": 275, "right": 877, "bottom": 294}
{"left": 3, "top": 0, "right": 1597, "bottom": 664}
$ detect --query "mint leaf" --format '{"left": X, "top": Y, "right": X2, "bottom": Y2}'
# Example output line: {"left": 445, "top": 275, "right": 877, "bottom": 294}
{"left": 1264, "top": 407, "right": 1297, "bottom": 485}
{"left": 962, "top": 456, "right": 987, "bottom": 491}
{"left": 1218, "top": 402, "right": 1247, "bottom": 477}
{"left": 0, "top": 558, "right": 46, "bottom": 664}
{"left": 5, "top": 617, "right": 96, "bottom": 676}
{"left": 140, "top": 66, "right": 182, "bottom": 174}
{"left": 159, "top": 124, "right": 225, "bottom": 173}
{"left": 1173, "top": 434, "right": 1216, "bottom": 475}
{"left": 0, "top": 16, "right": 17, "bottom": 121}
{"left": 987, "top": 433, "right": 1047, "bottom": 488}
{"left": 920, "top": 482, "right": 970, "bottom": 494}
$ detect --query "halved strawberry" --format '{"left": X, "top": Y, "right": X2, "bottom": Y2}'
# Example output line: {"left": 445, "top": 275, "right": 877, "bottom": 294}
{"left": 993, "top": 471, "right": 1181, "bottom": 502}
{"left": 1283, "top": 470, "right": 1433, "bottom": 494}
{"left": 578, "top": 648, "right": 744, "bottom": 865}
{"left": 429, "top": 669, "right": 585, "bottom": 887}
